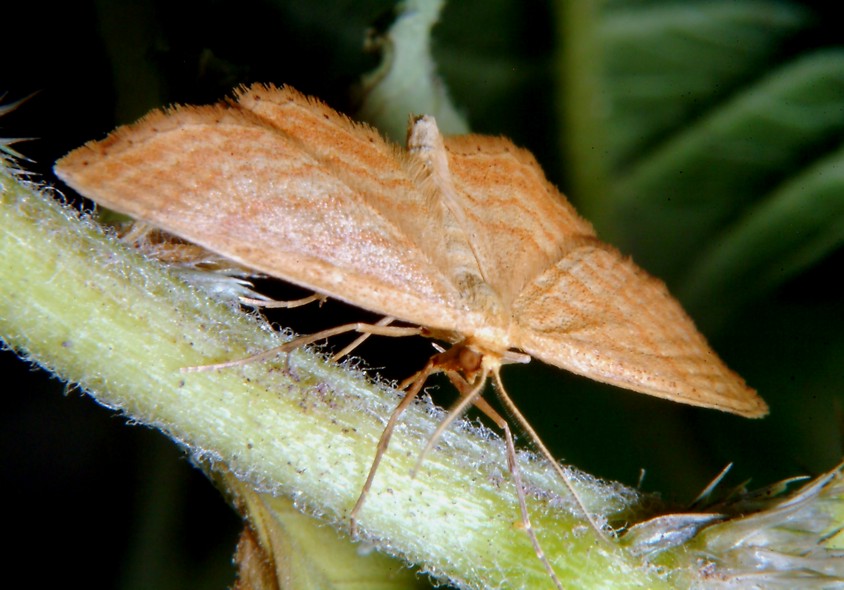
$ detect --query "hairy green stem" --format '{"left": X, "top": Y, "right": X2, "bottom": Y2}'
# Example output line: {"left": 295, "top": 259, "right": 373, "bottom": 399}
{"left": 1, "top": 162, "right": 662, "bottom": 588}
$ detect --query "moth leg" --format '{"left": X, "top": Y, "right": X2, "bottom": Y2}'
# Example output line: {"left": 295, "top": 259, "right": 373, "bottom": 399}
{"left": 284, "top": 321, "right": 421, "bottom": 349}
{"left": 239, "top": 293, "right": 327, "bottom": 309}
{"left": 118, "top": 220, "right": 155, "bottom": 244}
{"left": 491, "top": 369, "right": 614, "bottom": 546}
{"left": 422, "top": 368, "right": 565, "bottom": 588}
{"left": 409, "top": 374, "right": 487, "bottom": 477}
{"left": 409, "top": 342, "right": 514, "bottom": 475}
{"left": 331, "top": 316, "right": 395, "bottom": 362}
{"left": 350, "top": 357, "right": 438, "bottom": 536}
{"left": 500, "top": 420, "right": 564, "bottom": 590}
{"left": 183, "top": 321, "right": 421, "bottom": 372}
{"left": 444, "top": 370, "right": 505, "bottom": 426}
{"left": 439, "top": 370, "right": 564, "bottom": 589}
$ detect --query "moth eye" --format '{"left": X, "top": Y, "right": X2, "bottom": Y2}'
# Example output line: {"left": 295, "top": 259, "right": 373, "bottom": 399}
{"left": 458, "top": 347, "right": 482, "bottom": 373}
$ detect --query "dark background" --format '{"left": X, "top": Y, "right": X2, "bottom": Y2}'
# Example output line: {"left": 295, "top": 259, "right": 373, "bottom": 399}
{"left": 3, "top": 1, "right": 842, "bottom": 588}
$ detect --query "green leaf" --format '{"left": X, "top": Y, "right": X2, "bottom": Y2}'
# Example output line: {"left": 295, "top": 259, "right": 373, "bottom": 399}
{"left": 613, "top": 50, "right": 844, "bottom": 286}
{"left": 560, "top": 1, "right": 811, "bottom": 227}
{"left": 220, "top": 470, "right": 426, "bottom": 590}
{"left": 681, "top": 141, "right": 844, "bottom": 328}
{"left": 356, "top": 0, "right": 469, "bottom": 142}
{"left": 601, "top": 2, "right": 810, "bottom": 171}
{"left": 557, "top": 0, "right": 844, "bottom": 498}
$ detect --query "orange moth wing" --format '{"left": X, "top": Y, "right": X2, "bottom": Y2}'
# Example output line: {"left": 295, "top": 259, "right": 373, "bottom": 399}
{"left": 511, "top": 244, "right": 765, "bottom": 415}
{"left": 54, "top": 83, "right": 767, "bottom": 418}
{"left": 56, "top": 86, "right": 470, "bottom": 332}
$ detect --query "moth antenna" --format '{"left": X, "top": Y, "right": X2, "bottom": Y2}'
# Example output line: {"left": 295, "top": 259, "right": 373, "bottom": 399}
{"left": 491, "top": 369, "right": 614, "bottom": 546}
{"left": 410, "top": 374, "right": 487, "bottom": 478}
{"left": 350, "top": 360, "right": 435, "bottom": 536}
{"left": 501, "top": 421, "right": 564, "bottom": 590}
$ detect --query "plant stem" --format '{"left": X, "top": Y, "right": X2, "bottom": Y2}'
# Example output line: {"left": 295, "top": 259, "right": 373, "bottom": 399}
{"left": 1, "top": 162, "right": 662, "bottom": 588}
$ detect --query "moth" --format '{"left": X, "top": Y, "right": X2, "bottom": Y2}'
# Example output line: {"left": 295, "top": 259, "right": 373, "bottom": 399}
{"left": 55, "top": 84, "right": 767, "bottom": 588}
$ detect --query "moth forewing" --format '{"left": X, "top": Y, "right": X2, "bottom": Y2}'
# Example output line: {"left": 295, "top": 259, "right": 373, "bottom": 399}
{"left": 54, "top": 83, "right": 768, "bottom": 590}
{"left": 510, "top": 243, "right": 767, "bottom": 417}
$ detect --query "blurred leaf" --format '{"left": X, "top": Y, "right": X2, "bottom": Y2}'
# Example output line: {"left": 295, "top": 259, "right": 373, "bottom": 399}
{"left": 614, "top": 50, "right": 844, "bottom": 287}
{"left": 221, "top": 471, "right": 424, "bottom": 590}
{"left": 356, "top": 0, "right": 469, "bottom": 142}
{"left": 557, "top": 0, "right": 844, "bottom": 495}
{"left": 561, "top": 1, "right": 810, "bottom": 225}
{"left": 561, "top": 1, "right": 842, "bottom": 310}
{"left": 601, "top": 2, "right": 810, "bottom": 171}
{"left": 681, "top": 140, "right": 844, "bottom": 327}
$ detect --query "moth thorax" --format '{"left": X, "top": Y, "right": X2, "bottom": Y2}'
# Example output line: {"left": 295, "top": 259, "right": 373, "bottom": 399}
{"left": 469, "top": 324, "right": 511, "bottom": 353}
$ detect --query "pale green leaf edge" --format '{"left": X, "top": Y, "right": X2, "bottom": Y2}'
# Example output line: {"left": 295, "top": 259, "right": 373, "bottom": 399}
{"left": 356, "top": 0, "right": 469, "bottom": 143}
